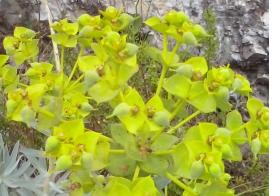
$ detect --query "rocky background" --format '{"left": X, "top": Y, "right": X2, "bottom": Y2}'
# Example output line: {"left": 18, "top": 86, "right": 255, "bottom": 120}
{"left": 0, "top": 0, "right": 269, "bottom": 104}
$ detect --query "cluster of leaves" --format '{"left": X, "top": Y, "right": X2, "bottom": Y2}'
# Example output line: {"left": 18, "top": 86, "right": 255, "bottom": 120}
{"left": 0, "top": 6, "right": 269, "bottom": 195}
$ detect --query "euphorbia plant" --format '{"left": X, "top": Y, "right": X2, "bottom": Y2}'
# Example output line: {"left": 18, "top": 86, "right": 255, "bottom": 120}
{"left": 0, "top": 6, "right": 269, "bottom": 195}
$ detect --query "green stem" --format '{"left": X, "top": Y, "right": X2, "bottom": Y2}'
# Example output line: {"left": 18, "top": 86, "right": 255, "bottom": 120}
{"left": 234, "top": 122, "right": 249, "bottom": 132}
{"left": 156, "top": 41, "right": 181, "bottom": 96}
{"left": 170, "top": 99, "right": 185, "bottom": 120}
{"left": 155, "top": 64, "right": 168, "bottom": 95}
{"left": 66, "top": 48, "right": 84, "bottom": 87}
{"left": 60, "top": 46, "right": 65, "bottom": 73}
{"left": 168, "top": 42, "right": 180, "bottom": 65}
{"left": 119, "top": 91, "right": 125, "bottom": 102}
{"left": 132, "top": 166, "right": 140, "bottom": 181}
{"left": 164, "top": 186, "right": 168, "bottom": 196}
{"left": 165, "top": 172, "right": 189, "bottom": 191}
{"left": 65, "top": 74, "right": 85, "bottom": 93}
{"left": 38, "top": 109, "right": 55, "bottom": 118}
{"left": 167, "top": 111, "right": 201, "bottom": 134}
{"left": 109, "top": 149, "right": 125, "bottom": 154}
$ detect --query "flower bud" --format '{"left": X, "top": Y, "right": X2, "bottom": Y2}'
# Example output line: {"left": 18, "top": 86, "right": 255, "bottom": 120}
{"left": 223, "top": 173, "right": 231, "bottom": 182}
{"left": 209, "top": 163, "right": 222, "bottom": 178}
{"left": 189, "top": 160, "right": 204, "bottom": 179}
{"left": 96, "top": 175, "right": 105, "bottom": 183}
{"left": 251, "top": 137, "right": 261, "bottom": 156}
{"left": 55, "top": 155, "right": 72, "bottom": 171}
{"left": 84, "top": 70, "right": 100, "bottom": 89}
{"left": 183, "top": 31, "right": 198, "bottom": 45}
{"left": 192, "top": 24, "right": 208, "bottom": 37}
{"left": 122, "top": 43, "right": 138, "bottom": 57}
{"left": 221, "top": 144, "right": 233, "bottom": 158}
{"left": 45, "top": 136, "right": 60, "bottom": 152}
{"left": 153, "top": 111, "right": 170, "bottom": 127}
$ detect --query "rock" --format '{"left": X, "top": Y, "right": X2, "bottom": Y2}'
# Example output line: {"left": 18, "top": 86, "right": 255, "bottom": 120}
{"left": 0, "top": 0, "right": 269, "bottom": 102}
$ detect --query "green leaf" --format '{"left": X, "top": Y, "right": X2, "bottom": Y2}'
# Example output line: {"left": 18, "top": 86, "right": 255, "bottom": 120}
{"left": 3, "top": 36, "right": 18, "bottom": 55}
{"left": 78, "top": 14, "right": 100, "bottom": 26}
{"left": 214, "top": 86, "right": 232, "bottom": 112}
{"left": 145, "top": 17, "right": 161, "bottom": 27}
{"left": 20, "top": 105, "right": 36, "bottom": 127}
{"left": 226, "top": 110, "right": 243, "bottom": 130}
{"left": 151, "top": 133, "right": 178, "bottom": 151}
{"left": 110, "top": 123, "right": 134, "bottom": 147}
{"left": 1, "top": 65, "right": 18, "bottom": 86}
{"left": 78, "top": 55, "right": 102, "bottom": 72}
{"left": 0, "top": 55, "right": 9, "bottom": 67}
{"left": 107, "top": 179, "right": 131, "bottom": 196}
{"left": 91, "top": 43, "right": 108, "bottom": 62}
{"left": 172, "top": 143, "right": 191, "bottom": 178}
{"left": 75, "top": 131, "right": 100, "bottom": 153}
{"left": 50, "top": 33, "right": 77, "bottom": 48}
{"left": 119, "top": 112, "right": 146, "bottom": 134}
{"left": 140, "top": 155, "right": 169, "bottom": 175}
{"left": 185, "top": 56, "right": 208, "bottom": 75}
{"left": 14, "top": 27, "right": 36, "bottom": 39}
{"left": 132, "top": 176, "right": 160, "bottom": 196}
{"left": 53, "top": 119, "right": 84, "bottom": 139}
{"left": 199, "top": 123, "right": 218, "bottom": 142}
{"left": 146, "top": 95, "right": 165, "bottom": 112}
{"left": 124, "top": 88, "right": 146, "bottom": 109}
{"left": 88, "top": 80, "right": 120, "bottom": 103}
{"left": 163, "top": 74, "right": 191, "bottom": 98}
{"left": 187, "top": 91, "right": 216, "bottom": 113}
{"left": 92, "top": 140, "right": 110, "bottom": 170}
{"left": 175, "top": 63, "right": 193, "bottom": 78}
{"left": 247, "top": 97, "right": 264, "bottom": 119}
{"left": 195, "top": 181, "right": 234, "bottom": 196}
{"left": 110, "top": 125, "right": 143, "bottom": 161}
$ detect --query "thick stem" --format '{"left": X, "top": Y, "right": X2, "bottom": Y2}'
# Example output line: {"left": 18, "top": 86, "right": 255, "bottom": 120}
{"left": 167, "top": 111, "right": 201, "bottom": 134}
{"left": 60, "top": 46, "right": 65, "bottom": 72}
{"left": 165, "top": 172, "right": 189, "bottom": 191}
{"left": 156, "top": 41, "right": 181, "bottom": 96}
{"left": 109, "top": 149, "right": 125, "bottom": 154}
{"left": 155, "top": 64, "right": 168, "bottom": 95}
{"left": 66, "top": 48, "right": 84, "bottom": 87}
{"left": 132, "top": 166, "right": 140, "bottom": 181}
{"left": 65, "top": 74, "right": 85, "bottom": 93}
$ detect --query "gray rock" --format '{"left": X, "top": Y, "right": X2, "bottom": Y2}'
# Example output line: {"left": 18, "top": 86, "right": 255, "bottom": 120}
{"left": 0, "top": 0, "right": 269, "bottom": 102}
